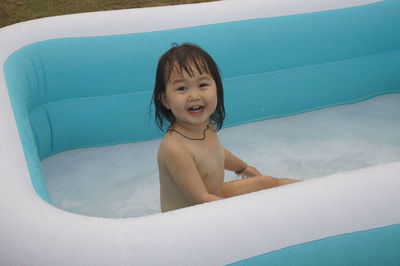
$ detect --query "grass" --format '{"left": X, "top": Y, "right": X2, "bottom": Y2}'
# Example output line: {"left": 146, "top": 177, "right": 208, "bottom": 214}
{"left": 0, "top": 0, "right": 215, "bottom": 28}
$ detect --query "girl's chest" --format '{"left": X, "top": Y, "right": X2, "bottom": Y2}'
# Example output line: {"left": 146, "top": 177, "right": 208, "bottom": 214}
{"left": 187, "top": 138, "right": 225, "bottom": 179}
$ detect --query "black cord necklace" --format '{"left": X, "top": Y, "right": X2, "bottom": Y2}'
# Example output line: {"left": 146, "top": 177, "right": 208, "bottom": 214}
{"left": 167, "top": 124, "right": 210, "bottom": 141}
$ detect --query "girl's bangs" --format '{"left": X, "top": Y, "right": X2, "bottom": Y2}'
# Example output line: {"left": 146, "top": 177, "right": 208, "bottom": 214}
{"left": 163, "top": 53, "right": 210, "bottom": 83}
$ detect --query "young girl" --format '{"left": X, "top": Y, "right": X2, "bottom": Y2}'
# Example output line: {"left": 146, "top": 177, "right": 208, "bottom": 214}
{"left": 152, "top": 43, "right": 298, "bottom": 212}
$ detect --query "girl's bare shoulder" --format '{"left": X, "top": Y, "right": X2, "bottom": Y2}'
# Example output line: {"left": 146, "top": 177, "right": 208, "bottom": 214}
{"left": 158, "top": 133, "right": 189, "bottom": 159}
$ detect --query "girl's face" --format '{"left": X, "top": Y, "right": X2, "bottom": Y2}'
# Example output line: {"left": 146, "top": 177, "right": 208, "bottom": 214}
{"left": 161, "top": 65, "right": 218, "bottom": 130}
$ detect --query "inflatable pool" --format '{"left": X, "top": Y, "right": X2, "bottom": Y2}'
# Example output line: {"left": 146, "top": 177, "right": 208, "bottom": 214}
{"left": 1, "top": 0, "right": 400, "bottom": 264}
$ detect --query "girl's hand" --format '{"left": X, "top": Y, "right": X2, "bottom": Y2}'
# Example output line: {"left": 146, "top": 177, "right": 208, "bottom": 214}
{"left": 240, "top": 164, "right": 262, "bottom": 178}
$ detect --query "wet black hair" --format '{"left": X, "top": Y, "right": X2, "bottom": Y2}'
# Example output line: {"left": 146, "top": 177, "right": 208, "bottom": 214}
{"left": 151, "top": 43, "right": 225, "bottom": 132}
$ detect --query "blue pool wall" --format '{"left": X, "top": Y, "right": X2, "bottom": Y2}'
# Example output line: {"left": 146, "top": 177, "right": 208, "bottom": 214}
{"left": 4, "top": 0, "right": 400, "bottom": 202}
{"left": 231, "top": 224, "right": 400, "bottom": 266}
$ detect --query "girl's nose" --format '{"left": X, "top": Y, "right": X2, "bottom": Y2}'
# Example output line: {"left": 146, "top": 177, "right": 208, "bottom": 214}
{"left": 188, "top": 89, "right": 200, "bottom": 101}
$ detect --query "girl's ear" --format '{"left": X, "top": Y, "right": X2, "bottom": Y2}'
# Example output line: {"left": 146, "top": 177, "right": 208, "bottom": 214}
{"left": 160, "top": 93, "right": 170, "bottom": 110}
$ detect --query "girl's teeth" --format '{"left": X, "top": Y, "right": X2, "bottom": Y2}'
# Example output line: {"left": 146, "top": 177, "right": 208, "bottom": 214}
{"left": 189, "top": 106, "right": 202, "bottom": 111}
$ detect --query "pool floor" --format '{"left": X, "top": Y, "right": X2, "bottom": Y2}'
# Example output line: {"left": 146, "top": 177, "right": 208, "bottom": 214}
{"left": 41, "top": 94, "right": 400, "bottom": 218}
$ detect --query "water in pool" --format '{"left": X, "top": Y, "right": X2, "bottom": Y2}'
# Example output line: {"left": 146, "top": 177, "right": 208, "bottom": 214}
{"left": 41, "top": 94, "right": 400, "bottom": 218}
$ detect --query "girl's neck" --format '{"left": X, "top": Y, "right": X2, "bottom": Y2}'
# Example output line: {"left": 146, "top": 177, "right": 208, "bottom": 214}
{"left": 169, "top": 120, "right": 212, "bottom": 139}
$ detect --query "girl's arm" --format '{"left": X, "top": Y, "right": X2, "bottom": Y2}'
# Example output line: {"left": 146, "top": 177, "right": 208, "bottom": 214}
{"left": 162, "top": 141, "right": 221, "bottom": 204}
{"left": 224, "top": 148, "right": 262, "bottom": 177}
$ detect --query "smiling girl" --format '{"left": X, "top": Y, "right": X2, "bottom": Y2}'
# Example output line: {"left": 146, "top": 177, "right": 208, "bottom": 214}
{"left": 152, "top": 43, "right": 299, "bottom": 212}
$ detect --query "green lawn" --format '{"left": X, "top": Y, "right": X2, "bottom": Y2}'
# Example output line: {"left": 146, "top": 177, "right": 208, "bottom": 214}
{"left": 0, "top": 0, "right": 215, "bottom": 28}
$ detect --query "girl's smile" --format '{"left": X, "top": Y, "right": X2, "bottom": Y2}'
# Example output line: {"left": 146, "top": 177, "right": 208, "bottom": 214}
{"left": 187, "top": 105, "right": 204, "bottom": 114}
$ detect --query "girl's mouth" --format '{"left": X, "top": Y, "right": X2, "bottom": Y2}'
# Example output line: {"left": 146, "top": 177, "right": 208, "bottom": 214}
{"left": 187, "top": 105, "right": 204, "bottom": 113}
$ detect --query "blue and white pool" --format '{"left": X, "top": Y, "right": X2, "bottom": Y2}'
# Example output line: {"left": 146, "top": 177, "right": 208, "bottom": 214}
{"left": 1, "top": 0, "right": 399, "bottom": 265}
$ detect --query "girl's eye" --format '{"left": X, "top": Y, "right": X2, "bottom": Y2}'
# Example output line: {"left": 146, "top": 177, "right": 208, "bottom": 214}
{"left": 199, "top": 83, "right": 209, "bottom": 88}
{"left": 176, "top": 86, "right": 187, "bottom": 92}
